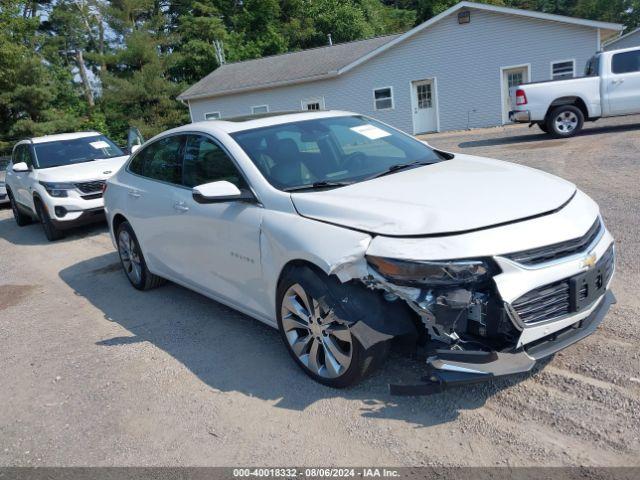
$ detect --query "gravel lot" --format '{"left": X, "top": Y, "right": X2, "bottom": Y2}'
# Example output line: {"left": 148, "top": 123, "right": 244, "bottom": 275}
{"left": 1, "top": 115, "right": 639, "bottom": 467}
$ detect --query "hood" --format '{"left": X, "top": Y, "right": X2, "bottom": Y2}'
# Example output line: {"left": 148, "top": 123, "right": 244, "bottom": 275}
{"left": 35, "top": 156, "right": 129, "bottom": 183}
{"left": 291, "top": 155, "right": 576, "bottom": 237}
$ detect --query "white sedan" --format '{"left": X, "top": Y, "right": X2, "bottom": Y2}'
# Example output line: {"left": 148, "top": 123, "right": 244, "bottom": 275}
{"left": 104, "top": 111, "right": 615, "bottom": 391}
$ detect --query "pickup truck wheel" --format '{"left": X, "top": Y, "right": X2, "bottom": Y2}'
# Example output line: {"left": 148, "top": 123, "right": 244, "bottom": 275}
{"left": 277, "top": 266, "right": 388, "bottom": 388}
{"left": 34, "top": 200, "right": 65, "bottom": 241}
{"left": 537, "top": 122, "right": 548, "bottom": 133}
{"left": 546, "top": 105, "right": 584, "bottom": 138}
{"left": 8, "top": 190, "right": 32, "bottom": 227}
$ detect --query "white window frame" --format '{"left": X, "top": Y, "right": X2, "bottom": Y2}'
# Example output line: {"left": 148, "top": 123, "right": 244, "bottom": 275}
{"left": 373, "top": 86, "right": 394, "bottom": 111}
{"left": 300, "top": 96, "right": 325, "bottom": 111}
{"left": 550, "top": 59, "right": 576, "bottom": 80}
{"left": 251, "top": 105, "right": 269, "bottom": 114}
{"left": 204, "top": 111, "right": 221, "bottom": 120}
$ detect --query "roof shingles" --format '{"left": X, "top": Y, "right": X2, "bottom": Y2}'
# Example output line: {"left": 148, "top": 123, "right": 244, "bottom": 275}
{"left": 178, "top": 34, "right": 399, "bottom": 101}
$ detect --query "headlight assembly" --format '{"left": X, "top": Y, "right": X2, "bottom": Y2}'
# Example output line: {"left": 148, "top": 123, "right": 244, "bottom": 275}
{"left": 366, "top": 255, "right": 495, "bottom": 286}
{"left": 39, "top": 181, "right": 75, "bottom": 198}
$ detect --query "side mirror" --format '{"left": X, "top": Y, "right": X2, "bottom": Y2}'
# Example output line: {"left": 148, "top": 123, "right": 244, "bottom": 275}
{"left": 12, "top": 162, "right": 29, "bottom": 172}
{"left": 192, "top": 180, "right": 256, "bottom": 204}
{"left": 130, "top": 144, "right": 141, "bottom": 154}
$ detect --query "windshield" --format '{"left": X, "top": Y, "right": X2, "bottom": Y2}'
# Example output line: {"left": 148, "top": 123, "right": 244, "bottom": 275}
{"left": 34, "top": 135, "right": 124, "bottom": 169}
{"left": 231, "top": 115, "right": 446, "bottom": 191}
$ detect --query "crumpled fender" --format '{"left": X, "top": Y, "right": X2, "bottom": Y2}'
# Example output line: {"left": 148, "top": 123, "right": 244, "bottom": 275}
{"left": 260, "top": 210, "right": 417, "bottom": 348}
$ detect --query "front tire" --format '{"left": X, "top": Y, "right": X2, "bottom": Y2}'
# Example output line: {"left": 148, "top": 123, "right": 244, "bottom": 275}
{"left": 537, "top": 122, "right": 548, "bottom": 133}
{"left": 116, "top": 221, "right": 165, "bottom": 290}
{"left": 276, "top": 266, "right": 387, "bottom": 388}
{"left": 8, "top": 190, "right": 32, "bottom": 227}
{"left": 546, "top": 105, "right": 584, "bottom": 138}
{"left": 34, "top": 199, "right": 64, "bottom": 241}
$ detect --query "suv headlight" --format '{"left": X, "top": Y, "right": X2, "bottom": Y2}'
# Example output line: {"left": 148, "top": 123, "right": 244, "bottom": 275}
{"left": 366, "top": 255, "right": 494, "bottom": 286}
{"left": 39, "top": 181, "right": 75, "bottom": 198}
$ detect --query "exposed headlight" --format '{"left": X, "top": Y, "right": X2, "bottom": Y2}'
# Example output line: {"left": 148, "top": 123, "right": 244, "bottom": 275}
{"left": 39, "top": 181, "right": 75, "bottom": 198}
{"left": 366, "top": 255, "right": 494, "bottom": 286}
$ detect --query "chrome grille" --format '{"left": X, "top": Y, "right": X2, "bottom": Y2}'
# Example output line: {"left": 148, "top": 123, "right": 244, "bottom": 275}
{"left": 75, "top": 180, "right": 105, "bottom": 194}
{"left": 511, "top": 243, "right": 614, "bottom": 325}
{"left": 512, "top": 280, "right": 571, "bottom": 324}
{"left": 505, "top": 218, "right": 602, "bottom": 266}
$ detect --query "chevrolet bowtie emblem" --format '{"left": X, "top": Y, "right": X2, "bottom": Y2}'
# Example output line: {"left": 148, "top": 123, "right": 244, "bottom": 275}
{"left": 581, "top": 252, "right": 597, "bottom": 269}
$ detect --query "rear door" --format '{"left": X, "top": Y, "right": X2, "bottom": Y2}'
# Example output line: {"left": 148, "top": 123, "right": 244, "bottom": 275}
{"left": 123, "top": 134, "right": 188, "bottom": 277}
{"left": 606, "top": 49, "right": 640, "bottom": 115}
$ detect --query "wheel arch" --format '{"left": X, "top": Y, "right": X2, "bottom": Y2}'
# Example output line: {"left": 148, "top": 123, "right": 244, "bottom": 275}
{"left": 111, "top": 212, "right": 129, "bottom": 238}
{"left": 546, "top": 96, "right": 590, "bottom": 120}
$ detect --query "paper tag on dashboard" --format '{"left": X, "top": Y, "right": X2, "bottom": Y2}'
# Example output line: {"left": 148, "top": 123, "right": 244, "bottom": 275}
{"left": 90, "top": 141, "right": 110, "bottom": 149}
{"left": 350, "top": 124, "right": 391, "bottom": 140}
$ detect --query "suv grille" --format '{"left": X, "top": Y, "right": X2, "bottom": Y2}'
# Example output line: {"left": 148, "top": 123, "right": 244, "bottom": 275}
{"left": 511, "top": 244, "right": 614, "bottom": 325}
{"left": 505, "top": 218, "right": 602, "bottom": 266}
{"left": 75, "top": 180, "right": 105, "bottom": 194}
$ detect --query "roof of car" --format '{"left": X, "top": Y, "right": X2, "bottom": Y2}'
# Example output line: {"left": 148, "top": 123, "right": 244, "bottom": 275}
{"left": 28, "top": 131, "right": 102, "bottom": 144}
{"left": 170, "top": 110, "right": 357, "bottom": 136}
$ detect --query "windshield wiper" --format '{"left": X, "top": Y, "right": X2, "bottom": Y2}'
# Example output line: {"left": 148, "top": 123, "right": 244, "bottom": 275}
{"left": 283, "top": 181, "right": 353, "bottom": 192}
{"left": 365, "top": 160, "right": 435, "bottom": 180}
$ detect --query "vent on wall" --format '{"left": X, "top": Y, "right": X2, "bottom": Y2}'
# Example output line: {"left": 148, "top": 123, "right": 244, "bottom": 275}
{"left": 458, "top": 11, "right": 471, "bottom": 24}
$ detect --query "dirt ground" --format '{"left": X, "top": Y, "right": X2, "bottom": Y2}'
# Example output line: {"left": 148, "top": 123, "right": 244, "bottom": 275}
{"left": 1, "top": 115, "right": 639, "bottom": 467}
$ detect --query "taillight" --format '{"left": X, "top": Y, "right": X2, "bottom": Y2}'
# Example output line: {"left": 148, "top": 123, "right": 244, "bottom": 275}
{"left": 515, "top": 89, "right": 527, "bottom": 106}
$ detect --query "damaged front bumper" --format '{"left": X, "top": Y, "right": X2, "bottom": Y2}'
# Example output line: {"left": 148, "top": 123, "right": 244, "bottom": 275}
{"left": 390, "top": 290, "right": 615, "bottom": 395}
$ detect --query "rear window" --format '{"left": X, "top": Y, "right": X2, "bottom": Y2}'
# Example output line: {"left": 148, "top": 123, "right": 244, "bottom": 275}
{"left": 611, "top": 50, "right": 640, "bottom": 74}
{"left": 584, "top": 55, "right": 600, "bottom": 76}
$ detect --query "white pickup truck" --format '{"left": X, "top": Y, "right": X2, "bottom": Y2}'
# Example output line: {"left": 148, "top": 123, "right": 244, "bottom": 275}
{"left": 509, "top": 45, "right": 640, "bottom": 137}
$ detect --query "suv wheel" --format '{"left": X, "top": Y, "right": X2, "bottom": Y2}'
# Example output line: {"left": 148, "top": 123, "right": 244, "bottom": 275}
{"left": 546, "top": 105, "right": 584, "bottom": 138}
{"left": 8, "top": 190, "right": 32, "bottom": 227}
{"left": 34, "top": 199, "right": 64, "bottom": 241}
{"left": 116, "top": 221, "right": 165, "bottom": 290}
{"left": 277, "top": 266, "right": 388, "bottom": 388}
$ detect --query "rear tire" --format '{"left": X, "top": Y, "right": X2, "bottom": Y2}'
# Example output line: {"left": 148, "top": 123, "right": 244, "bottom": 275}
{"left": 116, "top": 221, "right": 165, "bottom": 290}
{"left": 34, "top": 199, "right": 64, "bottom": 241}
{"left": 546, "top": 105, "right": 584, "bottom": 138}
{"left": 8, "top": 190, "right": 32, "bottom": 227}
{"left": 276, "top": 266, "right": 388, "bottom": 388}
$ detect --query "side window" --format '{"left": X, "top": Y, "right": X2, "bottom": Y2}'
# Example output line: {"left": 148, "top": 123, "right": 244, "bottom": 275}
{"left": 128, "top": 135, "right": 185, "bottom": 185}
{"left": 612, "top": 50, "right": 640, "bottom": 74}
{"left": 12, "top": 145, "right": 32, "bottom": 168}
{"left": 12, "top": 145, "right": 24, "bottom": 165}
{"left": 182, "top": 135, "right": 248, "bottom": 189}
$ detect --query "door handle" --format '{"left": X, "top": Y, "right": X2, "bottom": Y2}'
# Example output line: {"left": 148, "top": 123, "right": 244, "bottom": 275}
{"left": 612, "top": 79, "right": 625, "bottom": 85}
{"left": 173, "top": 202, "right": 189, "bottom": 212}
{"left": 128, "top": 189, "right": 141, "bottom": 198}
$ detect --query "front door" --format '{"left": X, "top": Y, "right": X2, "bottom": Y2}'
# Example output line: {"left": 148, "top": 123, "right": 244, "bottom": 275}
{"left": 411, "top": 79, "right": 437, "bottom": 134}
{"left": 502, "top": 65, "right": 529, "bottom": 123}
{"left": 171, "top": 134, "right": 266, "bottom": 317}
{"left": 606, "top": 49, "right": 640, "bottom": 115}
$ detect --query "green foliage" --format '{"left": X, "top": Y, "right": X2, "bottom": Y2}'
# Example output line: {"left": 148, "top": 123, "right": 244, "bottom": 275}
{"left": 0, "top": 0, "right": 636, "bottom": 152}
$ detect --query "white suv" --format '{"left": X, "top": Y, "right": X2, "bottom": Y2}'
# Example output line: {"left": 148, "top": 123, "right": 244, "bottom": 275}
{"left": 5, "top": 132, "right": 130, "bottom": 241}
{"left": 104, "top": 111, "right": 615, "bottom": 391}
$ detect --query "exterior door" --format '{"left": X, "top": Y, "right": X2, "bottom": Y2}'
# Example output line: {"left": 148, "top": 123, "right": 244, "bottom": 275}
{"left": 606, "top": 49, "right": 640, "bottom": 115}
{"left": 124, "top": 134, "right": 188, "bottom": 278}
{"left": 11, "top": 145, "right": 35, "bottom": 208}
{"left": 502, "top": 65, "right": 529, "bottom": 123}
{"left": 171, "top": 134, "right": 266, "bottom": 317}
{"left": 411, "top": 79, "right": 437, "bottom": 134}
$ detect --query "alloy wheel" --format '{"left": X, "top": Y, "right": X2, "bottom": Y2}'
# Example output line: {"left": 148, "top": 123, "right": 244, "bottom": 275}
{"left": 118, "top": 229, "right": 142, "bottom": 285}
{"left": 554, "top": 111, "right": 578, "bottom": 134}
{"left": 281, "top": 283, "right": 353, "bottom": 379}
